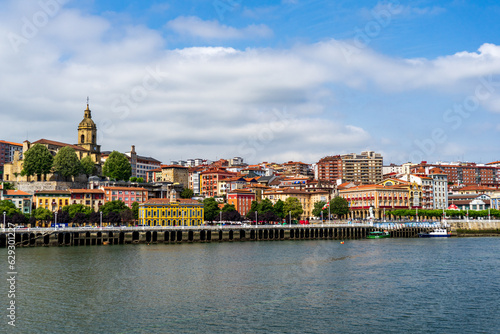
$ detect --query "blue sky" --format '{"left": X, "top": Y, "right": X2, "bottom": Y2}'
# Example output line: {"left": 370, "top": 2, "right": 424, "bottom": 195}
{"left": 1, "top": 0, "right": 500, "bottom": 165}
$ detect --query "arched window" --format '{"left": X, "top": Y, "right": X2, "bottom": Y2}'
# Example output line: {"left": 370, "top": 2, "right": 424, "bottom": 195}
{"left": 92, "top": 134, "right": 95, "bottom": 143}
{"left": 81, "top": 134, "right": 85, "bottom": 143}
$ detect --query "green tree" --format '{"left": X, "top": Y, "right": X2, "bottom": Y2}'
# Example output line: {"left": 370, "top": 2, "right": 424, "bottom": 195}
{"left": 53, "top": 147, "right": 82, "bottom": 180}
{"left": 260, "top": 198, "right": 274, "bottom": 213}
{"left": 80, "top": 156, "right": 96, "bottom": 177}
{"left": 62, "top": 204, "right": 92, "bottom": 219}
{"left": 130, "top": 177, "right": 138, "bottom": 182}
{"left": 273, "top": 199, "right": 285, "bottom": 219}
{"left": 102, "top": 151, "right": 132, "bottom": 181}
{"left": 180, "top": 188, "right": 194, "bottom": 199}
{"left": 131, "top": 201, "right": 139, "bottom": 220}
{"left": 312, "top": 201, "right": 328, "bottom": 218}
{"left": 283, "top": 197, "right": 303, "bottom": 221}
{"left": 203, "top": 197, "right": 220, "bottom": 221}
{"left": 33, "top": 207, "right": 53, "bottom": 222}
{"left": 221, "top": 203, "right": 236, "bottom": 212}
{"left": 1, "top": 182, "right": 15, "bottom": 190}
{"left": 99, "top": 200, "right": 129, "bottom": 217}
{"left": 0, "top": 200, "right": 20, "bottom": 216}
{"left": 246, "top": 200, "right": 261, "bottom": 219}
{"left": 21, "top": 144, "right": 53, "bottom": 179}
{"left": 136, "top": 177, "right": 144, "bottom": 183}
{"left": 330, "top": 196, "right": 349, "bottom": 218}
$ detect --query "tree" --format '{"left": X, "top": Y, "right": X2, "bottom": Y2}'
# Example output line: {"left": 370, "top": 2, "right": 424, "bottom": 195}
{"left": 99, "top": 200, "right": 129, "bottom": 216}
{"left": 260, "top": 198, "right": 274, "bottom": 214}
{"left": 102, "top": 151, "right": 132, "bottom": 181}
{"left": 222, "top": 210, "right": 241, "bottom": 221}
{"left": 33, "top": 207, "right": 53, "bottom": 222}
{"left": 53, "top": 147, "right": 82, "bottom": 180}
{"left": 136, "top": 177, "right": 144, "bottom": 183}
{"left": 180, "top": 188, "right": 194, "bottom": 199}
{"left": 261, "top": 211, "right": 278, "bottom": 223}
{"left": 73, "top": 212, "right": 88, "bottom": 226}
{"left": 21, "top": 144, "right": 53, "bottom": 179}
{"left": 1, "top": 182, "right": 15, "bottom": 190}
{"left": 273, "top": 199, "right": 285, "bottom": 219}
{"left": 203, "top": 197, "right": 220, "bottom": 221}
{"left": 283, "top": 197, "right": 303, "bottom": 221}
{"left": 312, "top": 201, "right": 328, "bottom": 218}
{"left": 56, "top": 210, "right": 71, "bottom": 225}
{"left": 131, "top": 201, "right": 139, "bottom": 220}
{"left": 221, "top": 203, "right": 236, "bottom": 212}
{"left": 246, "top": 200, "right": 261, "bottom": 219}
{"left": 130, "top": 177, "right": 138, "bottom": 182}
{"left": 80, "top": 156, "right": 96, "bottom": 177}
{"left": 11, "top": 213, "right": 27, "bottom": 226}
{"left": 89, "top": 212, "right": 101, "bottom": 225}
{"left": 106, "top": 211, "right": 122, "bottom": 225}
{"left": 62, "top": 204, "right": 92, "bottom": 219}
{"left": 0, "top": 200, "right": 20, "bottom": 216}
{"left": 330, "top": 196, "right": 349, "bottom": 218}
{"left": 120, "top": 209, "right": 133, "bottom": 224}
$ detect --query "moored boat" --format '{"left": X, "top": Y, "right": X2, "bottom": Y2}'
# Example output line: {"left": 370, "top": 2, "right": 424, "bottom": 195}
{"left": 367, "top": 231, "right": 390, "bottom": 239}
{"left": 418, "top": 228, "right": 451, "bottom": 238}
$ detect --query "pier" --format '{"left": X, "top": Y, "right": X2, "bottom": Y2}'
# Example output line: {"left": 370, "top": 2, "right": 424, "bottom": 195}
{"left": 0, "top": 224, "right": 443, "bottom": 248}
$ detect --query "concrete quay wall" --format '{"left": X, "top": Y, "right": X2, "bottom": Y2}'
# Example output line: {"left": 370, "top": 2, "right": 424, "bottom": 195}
{"left": 0, "top": 225, "right": 443, "bottom": 248}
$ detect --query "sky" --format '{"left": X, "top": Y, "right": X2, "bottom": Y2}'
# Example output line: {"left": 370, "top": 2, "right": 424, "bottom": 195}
{"left": 1, "top": 0, "right": 500, "bottom": 166}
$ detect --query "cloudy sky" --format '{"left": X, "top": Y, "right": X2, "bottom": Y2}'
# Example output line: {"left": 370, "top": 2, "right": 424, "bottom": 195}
{"left": 1, "top": 0, "right": 500, "bottom": 165}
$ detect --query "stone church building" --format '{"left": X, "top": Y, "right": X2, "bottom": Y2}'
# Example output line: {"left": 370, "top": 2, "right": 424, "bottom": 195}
{"left": 4, "top": 102, "right": 101, "bottom": 182}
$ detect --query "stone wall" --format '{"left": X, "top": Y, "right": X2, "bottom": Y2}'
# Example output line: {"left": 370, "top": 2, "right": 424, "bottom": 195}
{"left": 447, "top": 220, "right": 500, "bottom": 230}
{"left": 13, "top": 181, "right": 88, "bottom": 195}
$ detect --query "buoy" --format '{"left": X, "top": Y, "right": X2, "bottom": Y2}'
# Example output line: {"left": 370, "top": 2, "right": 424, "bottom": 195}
{"left": 340, "top": 241, "right": 344, "bottom": 244}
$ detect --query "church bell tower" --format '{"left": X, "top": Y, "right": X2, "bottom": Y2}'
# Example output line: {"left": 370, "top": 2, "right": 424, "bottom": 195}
{"left": 78, "top": 98, "right": 101, "bottom": 162}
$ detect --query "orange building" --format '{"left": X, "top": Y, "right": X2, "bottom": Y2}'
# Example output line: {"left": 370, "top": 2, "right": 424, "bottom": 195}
{"left": 227, "top": 190, "right": 256, "bottom": 216}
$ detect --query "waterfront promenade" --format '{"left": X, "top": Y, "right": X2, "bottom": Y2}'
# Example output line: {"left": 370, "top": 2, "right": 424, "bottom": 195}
{"left": 1, "top": 222, "right": 447, "bottom": 248}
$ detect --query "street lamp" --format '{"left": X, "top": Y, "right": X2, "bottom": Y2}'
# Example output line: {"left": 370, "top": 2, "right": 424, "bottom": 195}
{"left": 255, "top": 211, "right": 257, "bottom": 226}
{"left": 3, "top": 211, "right": 5, "bottom": 230}
{"left": 289, "top": 211, "right": 291, "bottom": 226}
{"left": 100, "top": 211, "right": 102, "bottom": 229}
{"left": 54, "top": 211, "right": 58, "bottom": 230}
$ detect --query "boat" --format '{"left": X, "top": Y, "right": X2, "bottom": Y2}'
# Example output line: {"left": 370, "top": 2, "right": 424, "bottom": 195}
{"left": 367, "top": 231, "right": 390, "bottom": 239}
{"left": 418, "top": 228, "right": 451, "bottom": 238}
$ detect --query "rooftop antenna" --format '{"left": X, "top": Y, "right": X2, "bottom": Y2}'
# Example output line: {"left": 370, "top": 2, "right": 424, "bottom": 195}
{"left": 87, "top": 96, "right": 89, "bottom": 108}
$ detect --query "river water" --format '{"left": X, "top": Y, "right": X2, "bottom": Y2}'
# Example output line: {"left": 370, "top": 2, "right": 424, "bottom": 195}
{"left": 2, "top": 238, "right": 499, "bottom": 333}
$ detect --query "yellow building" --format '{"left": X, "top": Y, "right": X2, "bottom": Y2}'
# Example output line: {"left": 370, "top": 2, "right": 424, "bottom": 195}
{"left": 34, "top": 190, "right": 71, "bottom": 211}
{"left": 139, "top": 190, "right": 203, "bottom": 226}
{"left": 262, "top": 188, "right": 330, "bottom": 220}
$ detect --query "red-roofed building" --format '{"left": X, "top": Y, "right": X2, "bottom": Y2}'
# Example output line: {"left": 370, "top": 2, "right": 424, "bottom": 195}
{"left": 70, "top": 189, "right": 105, "bottom": 211}
{"left": 0, "top": 188, "right": 32, "bottom": 214}
{"left": 200, "top": 168, "right": 237, "bottom": 197}
{"left": 102, "top": 186, "right": 148, "bottom": 208}
{"left": 227, "top": 189, "right": 256, "bottom": 216}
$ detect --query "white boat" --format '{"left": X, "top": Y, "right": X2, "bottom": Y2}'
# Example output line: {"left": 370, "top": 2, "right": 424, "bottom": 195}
{"left": 418, "top": 228, "right": 451, "bottom": 238}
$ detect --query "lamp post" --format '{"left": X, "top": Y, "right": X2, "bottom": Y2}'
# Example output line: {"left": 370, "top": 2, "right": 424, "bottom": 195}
{"left": 289, "top": 211, "right": 291, "bottom": 226}
{"left": 255, "top": 211, "right": 257, "bottom": 226}
{"left": 2, "top": 211, "right": 5, "bottom": 230}
{"left": 219, "top": 210, "right": 222, "bottom": 227}
{"left": 54, "top": 211, "right": 58, "bottom": 230}
{"left": 100, "top": 211, "right": 102, "bottom": 229}
{"left": 488, "top": 208, "right": 490, "bottom": 222}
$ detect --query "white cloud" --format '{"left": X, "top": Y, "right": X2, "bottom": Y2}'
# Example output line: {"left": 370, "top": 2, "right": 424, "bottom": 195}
{"left": 1, "top": 2, "right": 500, "bottom": 164}
{"left": 166, "top": 16, "right": 273, "bottom": 40}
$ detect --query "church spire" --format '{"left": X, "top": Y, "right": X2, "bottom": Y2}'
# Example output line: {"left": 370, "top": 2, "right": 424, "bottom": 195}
{"left": 84, "top": 96, "right": 91, "bottom": 118}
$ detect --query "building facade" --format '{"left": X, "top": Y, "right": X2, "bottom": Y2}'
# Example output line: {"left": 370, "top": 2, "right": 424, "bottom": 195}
{"left": 102, "top": 186, "right": 148, "bottom": 208}
{"left": 138, "top": 191, "right": 204, "bottom": 226}
{"left": 34, "top": 190, "right": 71, "bottom": 211}
{"left": 70, "top": 189, "right": 105, "bottom": 211}
{"left": 0, "top": 189, "right": 32, "bottom": 214}
{"left": 227, "top": 189, "right": 256, "bottom": 216}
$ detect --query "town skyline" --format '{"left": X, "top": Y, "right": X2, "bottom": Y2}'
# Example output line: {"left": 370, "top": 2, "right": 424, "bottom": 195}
{"left": 2, "top": 0, "right": 500, "bottom": 165}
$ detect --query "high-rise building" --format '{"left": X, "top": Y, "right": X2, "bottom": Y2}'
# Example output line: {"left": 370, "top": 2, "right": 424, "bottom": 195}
{"left": 317, "top": 151, "right": 383, "bottom": 185}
